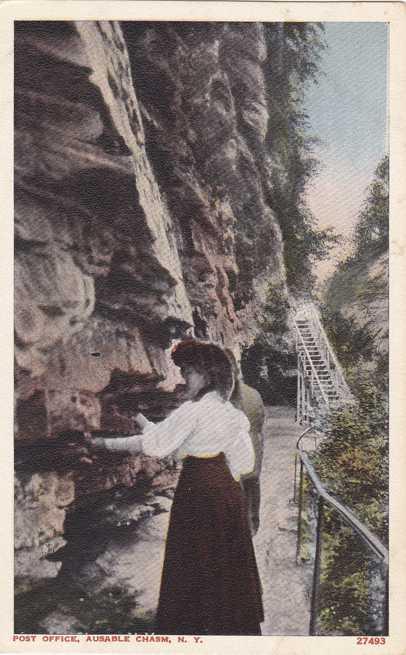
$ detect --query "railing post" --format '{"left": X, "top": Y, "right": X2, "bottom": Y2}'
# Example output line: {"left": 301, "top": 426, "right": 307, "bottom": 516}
{"left": 297, "top": 355, "right": 301, "bottom": 423}
{"left": 383, "top": 565, "right": 389, "bottom": 635}
{"left": 309, "top": 496, "right": 324, "bottom": 635}
{"left": 302, "top": 374, "right": 307, "bottom": 422}
{"left": 293, "top": 452, "right": 298, "bottom": 502}
{"left": 296, "top": 460, "right": 304, "bottom": 564}
{"left": 295, "top": 426, "right": 389, "bottom": 637}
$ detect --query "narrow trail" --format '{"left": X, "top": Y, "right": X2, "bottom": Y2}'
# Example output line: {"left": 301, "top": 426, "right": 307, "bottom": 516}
{"left": 253, "top": 406, "right": 311, "bottom": 636}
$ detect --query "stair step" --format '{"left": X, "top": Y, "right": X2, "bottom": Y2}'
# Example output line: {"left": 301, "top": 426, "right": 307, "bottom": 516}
{"left": 306, "top": 368, "right": 328, "bottom": 373}
{"left": 296, "top": 306, "right": 352, "bottom": 416}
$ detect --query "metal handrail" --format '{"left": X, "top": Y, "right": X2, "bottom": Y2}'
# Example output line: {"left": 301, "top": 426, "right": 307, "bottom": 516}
{"left": 299, "top": 451, "right": 388, "bottom": 564}
{"left": 295, "top": 302, "right": 352, "bottom": 402}
{"left": 294, "top": 323, "right": 329, "bottom": 406}
{"left": 311, "top": 310, "right": 353, "bottom": 401}
{"left": 294, "top": 426, "right": 389, "bottom": 635}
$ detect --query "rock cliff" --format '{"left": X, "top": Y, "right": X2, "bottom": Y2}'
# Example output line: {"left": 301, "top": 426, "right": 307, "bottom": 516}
{"left": 14, "top": 20, "right": 287, "bottom": 632}
{"left": 324, "top": 251, "right": 388, "bottom": 384}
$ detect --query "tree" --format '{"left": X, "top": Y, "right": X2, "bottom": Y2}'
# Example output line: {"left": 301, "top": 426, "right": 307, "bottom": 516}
{"left": 354, "top": 155, "right": 388, "bottom": 258}
{"left": 263, "top": 23, "right": 339, "bottom": 295}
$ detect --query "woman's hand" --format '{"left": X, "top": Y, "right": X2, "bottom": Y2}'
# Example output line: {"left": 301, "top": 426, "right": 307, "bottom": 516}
{"left": 65, "top": 432, "right": 94, "bottom": 465}
{"left": 83, "top": 431, "right": 94, "bottom": 448}
{"left": 81, "top": 431, "right": 105, "bottom": 463}
{"left": 134, "top": 412, "right": 150, "bottom": 430}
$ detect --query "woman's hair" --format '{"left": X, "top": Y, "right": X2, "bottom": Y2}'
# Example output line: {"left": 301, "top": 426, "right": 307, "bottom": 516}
{"left": 171, "top": 340, "right": 234, "bottom": 401}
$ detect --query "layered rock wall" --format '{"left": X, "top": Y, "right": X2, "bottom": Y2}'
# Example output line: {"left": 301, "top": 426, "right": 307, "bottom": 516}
{"left": 324, "top": 251, "right": 389, "bottom": 381}
{"left": 14, "top": 20, "right": 287, "bottom": 631}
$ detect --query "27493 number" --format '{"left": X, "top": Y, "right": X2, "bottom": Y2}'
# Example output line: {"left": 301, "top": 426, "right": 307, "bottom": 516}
{"left": 356, "top": 637, "right": 386, "bottom": 645}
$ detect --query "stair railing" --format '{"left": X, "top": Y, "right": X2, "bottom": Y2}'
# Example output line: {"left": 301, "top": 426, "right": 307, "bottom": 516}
{"left": 295, "top": 323, "right": 329, "bottom": 407}
{"left": 308, "top": 308, "right": 353, "bottom": 402}
{"left": 294, "top": 426, "right": 389, "bottom": 636}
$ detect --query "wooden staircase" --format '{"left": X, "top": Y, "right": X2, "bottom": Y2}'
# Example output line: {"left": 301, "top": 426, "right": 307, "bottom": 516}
{"left": 294, "top": 303, "right": 353, "bottom": 423}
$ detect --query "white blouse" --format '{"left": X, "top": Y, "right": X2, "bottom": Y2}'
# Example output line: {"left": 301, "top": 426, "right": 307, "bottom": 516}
{"left": 100, "top": 391, "right": 255, "bottom": 482}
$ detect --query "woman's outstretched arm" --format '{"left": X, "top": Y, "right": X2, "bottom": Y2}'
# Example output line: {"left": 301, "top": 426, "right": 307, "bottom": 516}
{"left": 87, "top": 400, "right": 197, "bottom": 457}
{"left": 92, "top": 434, "right": 143, "bottom": 454}
{"left": 138, "top": 401, "right": 197, "bottom": 458}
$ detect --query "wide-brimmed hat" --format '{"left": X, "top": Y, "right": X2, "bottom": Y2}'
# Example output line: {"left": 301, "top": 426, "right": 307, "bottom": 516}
{"left": 171, "top": 339, "right": 234, "bottom": 400}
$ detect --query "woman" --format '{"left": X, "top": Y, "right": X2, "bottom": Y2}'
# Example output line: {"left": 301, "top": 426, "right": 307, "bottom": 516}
{"left": 88, "top": 339, "right": 264, "bottom": 635}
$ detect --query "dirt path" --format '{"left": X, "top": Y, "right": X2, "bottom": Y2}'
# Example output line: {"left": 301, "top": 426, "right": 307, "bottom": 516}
{"left": 253, "top": 406, "right": 311, "bottom": 636}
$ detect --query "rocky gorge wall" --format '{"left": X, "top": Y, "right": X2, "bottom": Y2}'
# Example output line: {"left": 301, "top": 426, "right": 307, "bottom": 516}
{"left": 14, "top": 20, "right": 287, "bottom": 632}
{"left": 324, "top": 251, "right": 389, "bottom": 384}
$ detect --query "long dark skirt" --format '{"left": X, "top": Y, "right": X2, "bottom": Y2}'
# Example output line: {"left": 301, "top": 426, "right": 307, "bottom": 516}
{"left": 155, "top": 453, "right": 264, "bottom": 635}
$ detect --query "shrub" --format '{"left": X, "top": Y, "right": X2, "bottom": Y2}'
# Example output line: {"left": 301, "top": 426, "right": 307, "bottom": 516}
{"left": 309, "top": 383, "right": 388, "bottom": 634}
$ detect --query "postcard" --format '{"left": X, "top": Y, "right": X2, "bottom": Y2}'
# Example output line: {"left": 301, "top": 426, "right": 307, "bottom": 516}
{"left": 1, "top": 1, "right": 405, "bottom": 654}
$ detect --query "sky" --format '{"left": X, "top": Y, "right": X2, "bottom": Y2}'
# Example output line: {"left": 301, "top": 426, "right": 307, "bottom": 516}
{"left": 303, "top": 22, "right": 388, "bottom": 277}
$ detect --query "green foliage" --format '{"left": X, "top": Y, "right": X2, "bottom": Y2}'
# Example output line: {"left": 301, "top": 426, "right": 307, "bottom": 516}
{"left": 71, "top": 584, "right": 151, "bottom": 634}
{"left": 241, "top": 340, "right": 297, "bottom": 405}
{"left": 260, "top": 282, "right": 290, "bottom": 335}
{"left": 324, "top": 155, "right": 388, "bottom": 287}
{"left": 321, "top": 154, "right": 389, "bottom": 390}
{"left": 318, "top": 522, "right": 371, "bottom": 635}
{"left": 354, "top": 156, "right": 389, "bottom": 259}
{"left": 15, "top": 580, "right": 154, "bottom": 635}
{"left": 264, "top": 23, "right": 339, "bottom": 294}
{"left": 318, "top": 166, "right": 389, "bottom": 632}
{"left": 320, "top": 305, "right": 376, "bottom": 371}
{"left": 310, "top": 383, "right": 388, "bottom": 634}
{"left": 314, "top": 387, "right": 388, "bottom": 529}
{"left": 280, "top": 207, "right": 339, "bottom": 292}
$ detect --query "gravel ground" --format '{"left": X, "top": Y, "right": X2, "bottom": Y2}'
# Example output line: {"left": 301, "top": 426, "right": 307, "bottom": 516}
{"left": 253, "top": 406, "right": 312, "bottom": 636}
